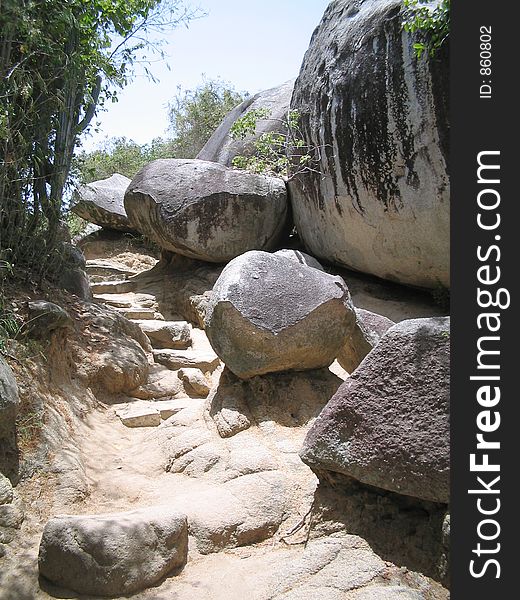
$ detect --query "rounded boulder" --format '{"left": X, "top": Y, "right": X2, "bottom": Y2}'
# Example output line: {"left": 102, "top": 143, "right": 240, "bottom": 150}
{"left": 205, "top": 251, "right": 357, "bottom": 379}
{"left": 124, "top": 159, "right": 288, "bottom": 263}
{"left": 38, "top": 506, "right": 188, "bottom": 596}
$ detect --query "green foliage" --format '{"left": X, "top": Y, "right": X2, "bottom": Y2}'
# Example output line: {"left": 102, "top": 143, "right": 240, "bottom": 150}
{"left": 65, "top": 213, "right": 90, "bottom": 239}
{"left": 402, "top": 0, "right": 450, "bottom": 58}
{"left": 229, "top": 109, "right": 316, "bottom": 179}
{"left": 0, "top": 0, "right": 196, "bottom": 282}
{"left": 73, "top": 136, "right": 175, "bottom": 183}
{"left": 73, "top": 77, "right": 245, "bottom": 184}
{"left": 167, "top": 77, "right": 246, "bottom": 159}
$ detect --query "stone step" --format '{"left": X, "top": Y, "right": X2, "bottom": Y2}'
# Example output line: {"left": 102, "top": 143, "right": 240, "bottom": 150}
{"left": 115, "top": 398, "right": 192, "bottom": 427}
{"left": 91, "top": 280, "right": 136, "bottom": 294}
{"left": 116, "top": 307, "right": 162, "bottom": 320}
{"left": 94, "top": 292, "right": 157, "bottom": 310}
{"left": 153, "top": 349, "right": 220, "bottom": 373}
{"left": 86, "top": 259, "right": 139, "bottom": 283}
{"left": 134, "top": 319, "right": 192, "bottom": 350}
{"left": 115, "top": 402, "right": 161, "bottom": 428}
{"left": 94, "top": 294, "right": 134, "bottom": 308}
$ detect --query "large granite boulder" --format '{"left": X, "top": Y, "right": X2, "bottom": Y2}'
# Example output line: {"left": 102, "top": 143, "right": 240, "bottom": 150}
{"left": 38, "top": 506, "right": 188, "bottom": 596}
{"left": 289, "top": 0, "right": 449, "bottom": 288}
{"left": 124, "top": 159, "right": 288, "bottom": 263}
{"left": 205, "top": 251, "right": 357, "bottom": 379}
{"left": 301, "top": 317, "right": 450, "bottom": 504}
{"left": 71, "top": 173, "right": 133, "bottom": 232}
{"left": 197, "top": 80, "right": 295, "bottom": 166}
{"left": 337, "top": 308, "right": 395, "bottom": 373}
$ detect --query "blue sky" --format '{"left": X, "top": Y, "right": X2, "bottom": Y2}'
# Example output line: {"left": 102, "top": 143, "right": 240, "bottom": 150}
{"left": 82, "top": 0, "right": 330, "bottom": 151}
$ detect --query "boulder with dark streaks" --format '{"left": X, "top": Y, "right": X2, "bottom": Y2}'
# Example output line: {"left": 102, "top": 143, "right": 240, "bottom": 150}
{"left": 289, "top": 0, "right": 449, "bottom": 288}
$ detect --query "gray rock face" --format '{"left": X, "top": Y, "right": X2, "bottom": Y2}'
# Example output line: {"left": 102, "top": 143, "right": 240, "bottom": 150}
{"left": 197, "top": 80, "right": 295, "bottom": 166}
{"left": 289, "top": 0, "right": 449, "bottom": 288}
{"left": 205, "top": 251, "right": 357, "bottom": 379}
{"left": 337, "top": 308, "right": 395, "bottom": 373}
{"left": 38, "top": 506, "right": 188, "bottom": 596}
{"left": 25, "top": 301, "right": 74, "bottom": 339}
{"left": 301, "top": 317, "right": 450, "bottom": 503}
{"left": 71, "top": 173, "right": 133, "bottom": 232}
{"left": 0, "top": 357, "right": 19, "bottom": 441}
{"left": 124, "top": 159, "right": 288, "bottom": 263}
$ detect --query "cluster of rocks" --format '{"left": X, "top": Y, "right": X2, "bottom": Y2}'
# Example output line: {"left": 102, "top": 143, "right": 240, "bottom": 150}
{"left": 6, "top": 1, "right": 451, "bottom": 596}
{"left": 71, "top": 0, "right": 449, "bottom": 289}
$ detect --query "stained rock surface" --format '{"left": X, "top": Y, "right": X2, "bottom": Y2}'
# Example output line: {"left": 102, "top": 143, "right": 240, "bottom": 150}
{"left": 124, "top": 159, "right": 288, "bottom": 263}
{"left": 289, "top": 0, "right": 449, "bottom": 287}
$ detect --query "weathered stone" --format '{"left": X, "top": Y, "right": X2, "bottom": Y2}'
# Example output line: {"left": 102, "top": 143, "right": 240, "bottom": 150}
{"left": 197, "top": 80, "right": 295, "bottom": 166}
{"left": 178, "top": 367, "right": 211, "bottom": 397}
{"left": 135, "top": 319, "right": 192, "bottom": 349}
{"left": 180, "top": 471, "right": 291, "bottom": 554}
{"left": 0, "top": 357, "right": 19, "bottom": 441}
{"left": 38, "top": 506, "right": 188, "bottom": 596}
{"left": 124, "top": 159, "right": 288, "bottom": 262}
{"left": 301, "top": 317, "right": 450, "bottom": 503}
{"left": 129, "top": 365, "right": 185, "bottom": 400}
{"left": 115, "top": 403, "right": 161, "bottom": 428}
{"left": 69, "top": 302, "right": 151, "bottom": 395}
{"left": 25, "top": 301, "right": 74, "bottom": 339}
{"left": 59, "top": 267, "right": 92, "bottom": 300}
{"left": 153, "top": 349, "right": 220, "bottom": 373}
{"left": 337, "top": 308, "right": 395, "bottom": 373}
{"left": 205, "top": 251, "right": 357, "bottom": 378}
{"left": 274, "top": 249, "right": 325, "bottom": 271}
{"left": 71, "top": 173, "right": 134, "bottom": 232}
{"left": 289, "top": 0, "right": 449, "bottom": 288}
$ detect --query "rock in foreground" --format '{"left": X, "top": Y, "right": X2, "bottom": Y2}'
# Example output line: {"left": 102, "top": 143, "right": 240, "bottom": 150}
{"left": 38, "top": 506, "right": 188, "bottom": 596}
{"left": 301, "top": 317, "right": 450, "bottom": 503}
{"left": 71, "top": 173, "right": 133, "bottom": 232}
{"left": 289, "top": 0, "right": 449, "bottom": 287}
{"left": 124, "top": 159, "right": 288, "bottom": 263}
{"left": 205, "top": 251, "right": 357, "bottom": 378}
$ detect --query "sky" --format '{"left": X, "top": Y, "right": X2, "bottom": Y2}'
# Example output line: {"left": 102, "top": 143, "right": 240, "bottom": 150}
{"left": 81, "top": 0, "right": 331, "bottom": 152}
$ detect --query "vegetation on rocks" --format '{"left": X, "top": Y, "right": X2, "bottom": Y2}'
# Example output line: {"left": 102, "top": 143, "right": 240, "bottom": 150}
{"left": 402, "top": 0, "right": 450, "bottom": 58}
{"left": 229, "top": 108, "right": 319, "bottom": 179}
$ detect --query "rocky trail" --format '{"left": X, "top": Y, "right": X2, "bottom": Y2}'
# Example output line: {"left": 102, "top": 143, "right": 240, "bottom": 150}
{"left": 0, "top": 1, "right": 451, "bottom": 596}
{"left": 1, "top": 236, "right": 448, "bottom": 599}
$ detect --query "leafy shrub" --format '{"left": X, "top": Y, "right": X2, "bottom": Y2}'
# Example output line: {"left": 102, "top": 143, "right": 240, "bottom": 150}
{"left": 402, "top": 0, "right": 450, "bottom": 58}
{"left": 229, "top": 109, "right": 318, "bottom": 179}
